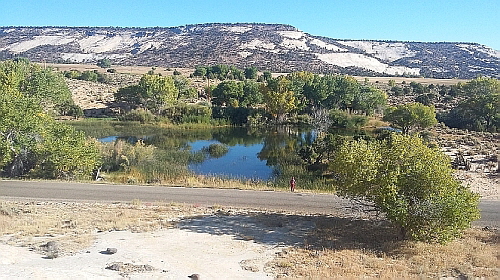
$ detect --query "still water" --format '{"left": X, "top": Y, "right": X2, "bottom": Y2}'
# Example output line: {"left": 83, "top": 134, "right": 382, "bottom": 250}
{"left": 95, "top": 125, "right": 316, "bottom": 180}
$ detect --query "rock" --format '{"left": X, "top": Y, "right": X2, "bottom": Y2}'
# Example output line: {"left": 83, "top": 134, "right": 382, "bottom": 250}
{"left": 106, "top": 247, "right": 118, "bottom": 254}
{"left": 42, "top": 241, "right": 59, "bottom": 259}
{"left": 188, "top": 274, "right": 200, "bottom": 279}
{"left": 106, "top": 262, "right": 123, "bottom": 271}
{"left": 106, "top": 262, "right": 155, "bottom": 275}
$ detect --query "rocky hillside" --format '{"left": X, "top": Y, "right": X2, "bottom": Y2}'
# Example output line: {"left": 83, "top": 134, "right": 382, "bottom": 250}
{"left": 0, "top": 23, "right": 498, "bottom": 79}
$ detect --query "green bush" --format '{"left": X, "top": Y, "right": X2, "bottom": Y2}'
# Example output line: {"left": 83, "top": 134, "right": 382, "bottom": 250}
{"left": 162, "top": 103, "right": 211, "bottom": 123}
{"left": 329, "top": 110, "right": 368, "bottom": 129}
{"left": 119, "top": 108, "right": 156, "bottom": 123}
{"left": 329, "top": 134, "right": 480, "bottom": 243}
{"left": 202, "top": 143, "right": 229, "bottom": 158}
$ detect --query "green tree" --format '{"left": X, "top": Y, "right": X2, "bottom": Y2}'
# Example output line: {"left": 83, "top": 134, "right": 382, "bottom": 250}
{"left": 97, "top": 58, "right": 112, "bottom": 68}
{"left": 244, "top": 67, "right": 258, "bottom": 79}
{"left": 443, "top": 77, "right": 499, "bottom": 132}
{"left": 241, "top": 80, "right": 262, "bottom": 107}
{"left": 0, "top": 90, "right": 99, "bottom": 179}
{"left": 79, "top": 70, "right": 99, "bottom": 82}
{"left": 329, "top": 134, "right": 480, "bottom": 243}
{"left": 322, "top": 75, "right": 360, "bottom": 111}
{"left": 193, "top": 66, "right": 207, "bottom": 77}
{"left": 261, "top": 77, "right": 296, "bottom": 121}
{"left": 115, "top": 74, "right": 178, "bottom": 113}
{"left": 383, "top": 103, "right": 437, "bottom": 134}
{"left": 262, "top": 71, "right": 272, "bottom": 81}
{"left": 32, "top": 122, "right": 101, "bottom": 179}
{"left": 230, "top": 66, "right": 245, "bottom": 81}
{"left": 211, "top": 80, "right": 244, "bottom": 107}
{"left": 352, "top": 86, "right": 387, "bottom": 115}
{"left": 173, "top": 75, "right": 197, "bottom": 100}
{"left": 21, "top": 67, "right": 75, "bottom": 114}
{"left": 0, "top": 60, "right": 79, "bottom": 117}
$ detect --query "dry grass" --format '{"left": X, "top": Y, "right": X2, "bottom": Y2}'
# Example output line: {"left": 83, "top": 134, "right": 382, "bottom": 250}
{"left": 269, "top": 217, "right": 499, "bottom": 279}
{"left": 0, "top": 200, "right": 215, "bottom": 256}
{"left": 1, "top": 200, "right": 498, "bottom": 278}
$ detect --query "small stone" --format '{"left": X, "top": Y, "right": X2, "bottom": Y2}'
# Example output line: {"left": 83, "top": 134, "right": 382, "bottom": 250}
{"left": 106, "top": 247, "right": 118, "bottom": 254}
{"left": 106, "top": 262, "right": 123, "bottom": 271}
{"left": 42, "top": 241, "right": 59, "bottom": 259}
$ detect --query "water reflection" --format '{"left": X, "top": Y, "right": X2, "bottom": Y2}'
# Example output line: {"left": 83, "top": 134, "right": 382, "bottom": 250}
{"left": 97, "top": 126, "right": 316, "bottom": 180}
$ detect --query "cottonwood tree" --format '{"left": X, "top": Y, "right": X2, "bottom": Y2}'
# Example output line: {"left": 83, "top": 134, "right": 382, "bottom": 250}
{"left": 261, "top": 77, "right": 296, "bottom": 122}
{"left": 443, "top": 77, "right": 499, "bottom": 132}
{"left": 0, "top": 84, "right": 100, "bottom": 179}
{"left": 383, "top": 103, "right": 437, "bottom": 134}
{"left": 0, "top": 59, "right": 78, "bottom": 116}
{"left": 329, "top": 134, "right": 480, "bottom": 243}
{"left": 115, "top": 74, "right": 178, "bottom": 113}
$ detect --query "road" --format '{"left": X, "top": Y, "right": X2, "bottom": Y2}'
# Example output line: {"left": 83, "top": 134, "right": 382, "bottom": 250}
{"left": 1, "top": 180, "right": 498, "bottom": 227}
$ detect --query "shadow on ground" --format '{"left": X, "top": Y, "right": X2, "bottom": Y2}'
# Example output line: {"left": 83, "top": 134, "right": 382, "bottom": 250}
{"left": 178, "top": 211, "right": 400, "bottom": 252}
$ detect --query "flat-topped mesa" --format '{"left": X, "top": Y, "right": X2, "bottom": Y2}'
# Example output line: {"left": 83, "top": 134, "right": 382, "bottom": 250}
{"left": 0, "top": 24, "right": 498, "bottom": 79}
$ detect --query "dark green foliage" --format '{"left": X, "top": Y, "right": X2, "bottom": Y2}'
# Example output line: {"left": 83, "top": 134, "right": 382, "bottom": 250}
{"left": 244, "top": 67, "right": 258, "bottom": 79}
{"left": 440, "top": 77, "right": 499, "bottom": 132}
{"left": 383, "top": 103, "right": 437, "bottom": 134}
{"left": 262, "top": 71, "right": 272, "bottom": 81}
{"left": 390, "top": 86, "right": 404, "bottom": 96}
{"left": 118, "top": 108, "right": 156, "bottom": 123}
{"left": 96, "top": 58, "right": 112, "bottom": 68}
{"left": 415, "top": 93, "right": 437, "bottom": 106}
{"left": 64, "top": 70, "right": 108, "bottom": 83}
{"left": 329, "top": 110, "right": 368, "bottom": 129}
{"left": 162, "top": 103, "right": 211, "bottom": 123}
{"left": 211, "top": 80, "right": 244, "bottom": 106}
{"left": 114, "top": 74, "right": 177, "bottom": 112}
{"left": 173, "top": 75, "right": 197, "bottom": 100}
{"left": 202, "top": 143, "right": 229, "bottom": 158}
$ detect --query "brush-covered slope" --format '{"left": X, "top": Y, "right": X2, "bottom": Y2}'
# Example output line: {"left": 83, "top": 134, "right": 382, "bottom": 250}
{"left": 0, "top": 23, "right": 498, "bottom": 78}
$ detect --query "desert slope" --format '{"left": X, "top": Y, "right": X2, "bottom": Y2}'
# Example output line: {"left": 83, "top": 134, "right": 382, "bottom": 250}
{"left": 1, "top": 23, "right": 498, "bottom": 78}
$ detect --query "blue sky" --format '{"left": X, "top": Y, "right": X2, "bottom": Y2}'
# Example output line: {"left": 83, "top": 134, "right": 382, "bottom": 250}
{"left": 2, "top": 0, "right": 499, "bottom": 50}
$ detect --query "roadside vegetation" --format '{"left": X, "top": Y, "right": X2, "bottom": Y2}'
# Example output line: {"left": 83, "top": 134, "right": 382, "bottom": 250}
{"left": 1, "top": 58, "right": 498, "bottom": 247}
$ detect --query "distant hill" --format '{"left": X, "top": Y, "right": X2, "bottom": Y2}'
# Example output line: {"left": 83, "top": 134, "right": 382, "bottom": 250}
{"left": 0, "top": 23, "right": 498, "bottom": 79}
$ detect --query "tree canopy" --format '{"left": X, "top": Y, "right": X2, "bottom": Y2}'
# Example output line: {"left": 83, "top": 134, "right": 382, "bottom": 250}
{"left": 0, "top": 60, "right": 100, "bottom": 179}
{"left": 383, "top": 103, "right": 437, "bottom": 134}
{"left": 115, "top": 74, "right": 178, "bottom": 112}
{"left": 0, "top": 59, "right": 78, "bottom": 116}
{"left": 442, "top": 77, "right": 499, "bottom": 132}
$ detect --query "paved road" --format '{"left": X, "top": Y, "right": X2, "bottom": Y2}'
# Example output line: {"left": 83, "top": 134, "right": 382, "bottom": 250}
{"left": 1, "top": 180, "right": 498, "bottom": 227}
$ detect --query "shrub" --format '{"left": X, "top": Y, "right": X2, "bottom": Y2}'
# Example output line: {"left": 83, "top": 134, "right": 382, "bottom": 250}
{"left": 329, "top": 110, "right": 368, "bottom": 129}
{"left": 162, "top": 103, "right": 212, "bottom": 123}
{"left": 202, "top": 143, "right": 229, "bottom": 158}
{"left": 329, "top": 134, "right": 480, "bottom": 243}
{"left": 119, "top": 108, "right": 156, "bottom": 123}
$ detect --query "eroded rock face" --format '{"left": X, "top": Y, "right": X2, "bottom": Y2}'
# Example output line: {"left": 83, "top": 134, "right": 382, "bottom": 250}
{"left": 1, "top": 24, "right": 498, "bottom": 78}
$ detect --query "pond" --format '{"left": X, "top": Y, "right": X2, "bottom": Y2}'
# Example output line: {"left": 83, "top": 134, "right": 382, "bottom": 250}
{"left": 81, "top": 123, "right": 318, "bottom": 181}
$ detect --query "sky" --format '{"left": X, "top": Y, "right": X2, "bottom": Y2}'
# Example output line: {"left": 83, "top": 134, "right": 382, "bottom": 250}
{"left": 1, "top": 0, "right": 499, "bottom": 50}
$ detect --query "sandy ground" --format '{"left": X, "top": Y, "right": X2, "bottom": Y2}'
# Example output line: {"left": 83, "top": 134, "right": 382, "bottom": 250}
{"left": 0, "top": 229, "right": 281, "bottom": 279}
{"left": 0, "top": 206, "right": 321, "bottom": 279}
